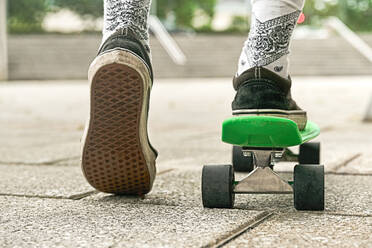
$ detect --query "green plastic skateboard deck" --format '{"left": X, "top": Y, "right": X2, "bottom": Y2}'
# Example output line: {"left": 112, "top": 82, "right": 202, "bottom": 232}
{"left": 222, "top": 116, "right": 320, "bottom": 148}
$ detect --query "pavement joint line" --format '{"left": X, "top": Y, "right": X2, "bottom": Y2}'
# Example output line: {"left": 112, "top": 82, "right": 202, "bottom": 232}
{"left": 331, "top": 153, "right": 362, "bottom": 172}
{"left": 295, "top": 211, "right": 372, "bottom": 218}
{"left": 0, "top": 191, "right": 98, "bottom": 201}
{"left": 0, "top": 155, "right": 80, "bottom": 166}
{"left": 68, "top": 190, "right": 98, "bottom": 200}
{"left": 0, "top": 193, "right": 71, "bottom": 200}
{"left": 112, "top": 200, "right": 179, "bottom": 207}
{"left": 157, "top": 168, "right": 175, "bottom": 175}
{"left": 204, "top": 211, "right": 274, "bottom": 248}
{"left": 275, "top": 171, "right": 372, "bottom": 176}
{"left": 325, "top": 171, "right": 372, "bottom": 176}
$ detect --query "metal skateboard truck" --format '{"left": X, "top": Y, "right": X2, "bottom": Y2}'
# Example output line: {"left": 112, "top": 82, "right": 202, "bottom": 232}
{"left": 201, "top": 116, "right": 324, "bottom": 211}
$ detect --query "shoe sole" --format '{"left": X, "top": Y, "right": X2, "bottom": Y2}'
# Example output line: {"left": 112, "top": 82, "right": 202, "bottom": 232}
{"left": 232, "top": 109, "right": 307, "bottom": 130}
{"left": 82, "top": 49, "right": 156, "bottom": 195}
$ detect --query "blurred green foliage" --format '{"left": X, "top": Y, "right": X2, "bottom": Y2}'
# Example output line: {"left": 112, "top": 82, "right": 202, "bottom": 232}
{"left": 156, "top": 0, "right": 216, "bottom": 28}
{"left": 226, "top": 16, "right": 250, "bottom": 33}
{"left": 8, "top": 0, "right": 50, "bottom": 33}
{"left": 52, "top": 0, "right": 103, "bottom": 18}
{"left": 339, "top": 0, "right": 372, "bottom": 31}
{"left": 6, "top": 0, "right": 372, "bottom": 33}
{"left": 303, "top": 0, "right": 372, "bottom": 31}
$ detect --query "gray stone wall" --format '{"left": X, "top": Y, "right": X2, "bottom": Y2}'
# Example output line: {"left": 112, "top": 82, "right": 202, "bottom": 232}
{"left": 7, "top": 34, "right": 372, "bottom": 80}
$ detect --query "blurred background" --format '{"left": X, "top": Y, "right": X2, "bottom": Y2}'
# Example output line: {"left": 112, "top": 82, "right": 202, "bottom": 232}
{"left": 0, "top": 0, "right": 371, "bottom": 81}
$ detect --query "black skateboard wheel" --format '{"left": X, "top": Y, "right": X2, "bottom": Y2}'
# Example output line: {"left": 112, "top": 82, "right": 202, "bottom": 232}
{"left": 202, "top": 164, "right": 235, "bottom": 208}
{"left": 232, "top": 146, "right": 254, "bottom": 172}
{"left": 299, "top": 142, "right": 320, "bottom": 164}
{"left": 294, "top": 164, "right": 324, "bottom": 211}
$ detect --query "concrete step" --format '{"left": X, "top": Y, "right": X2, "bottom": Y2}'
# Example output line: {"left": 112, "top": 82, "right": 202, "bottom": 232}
{"left": 8, "top": 34, "right": 372, "bottom": 80}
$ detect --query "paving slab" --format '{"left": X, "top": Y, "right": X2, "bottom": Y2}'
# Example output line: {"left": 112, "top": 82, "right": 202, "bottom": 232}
{"left": 0, "top": 134, "right": 80, "bottom": 164}
{"left": 291, "top": 78, "right": 372, "bottom": 128}
{"left": 0, "top": 164, "right": 94, "bottom": 198}
{"left": 0, "top": 82, "right": 88, "bottom": 125}
{"left": 0, "top": 196, "right": 265, "bottom": 248}
{"left": 0, "top": 83, "right": 85, "bottom": 164}
{"left": 319, "top": 123, "right": 372, "bottom": 173}
{"left": 88, "top": 168, "right": 372, "bottom": 215}
{"left": 227, "top": 213, "right": 372, "bottom": 248}
{"left": 326, "top": 175, "right": 372, "bottom": 215}
{"left": 345, "top": 154, "right": 372, "bottom": 174}
{"left": 0, "top": 120, "right": 82, "bottom": 164}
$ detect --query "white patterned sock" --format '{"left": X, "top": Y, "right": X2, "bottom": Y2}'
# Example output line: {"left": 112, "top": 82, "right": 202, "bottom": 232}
{"left": 103, "top": 0, "right": 151, "bottom": 46}
{"left": 237, "top": 0, "right": 305, "bottom": 79}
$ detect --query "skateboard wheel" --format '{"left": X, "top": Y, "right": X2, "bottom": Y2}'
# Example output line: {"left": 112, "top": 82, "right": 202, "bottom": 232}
{"left": 294, "top": 164, "right": 324, "bottom": 211}
{"left": 202, "top": 164, "right": 235, "bottom": 208}
{"left": 299, "top": 142, "right": 320, "bottom": 164}
{"left": 232, "top": 146, "right": 254, "bottom": 172}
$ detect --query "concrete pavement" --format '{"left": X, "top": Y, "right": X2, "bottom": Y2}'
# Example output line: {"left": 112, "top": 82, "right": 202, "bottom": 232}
{"left": 0, "top": 77, "right": 371, "bottom": 247}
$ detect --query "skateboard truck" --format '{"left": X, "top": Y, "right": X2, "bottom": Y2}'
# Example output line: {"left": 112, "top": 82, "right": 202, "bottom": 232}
{"left": 234, "top": 148, "right": 293, "bottom": 194}
{"left": 242, "top": 148, "right": 299, "bottom": 162}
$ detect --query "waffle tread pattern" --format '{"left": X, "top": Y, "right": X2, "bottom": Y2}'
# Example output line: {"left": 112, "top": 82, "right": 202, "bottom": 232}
{"left": 82, "top": 63, "right": 150, "bottom": 195}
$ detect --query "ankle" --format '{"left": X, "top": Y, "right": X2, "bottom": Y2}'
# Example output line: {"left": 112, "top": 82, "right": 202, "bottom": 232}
{"left": 234, "top": 67, "right": 291, "bottom": 92}
{"left": 100, "top": 27, "right": 151, "bottom": 55}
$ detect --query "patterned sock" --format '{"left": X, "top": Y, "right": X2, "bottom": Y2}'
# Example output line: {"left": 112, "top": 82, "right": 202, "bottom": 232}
{"left": 237, "top": 0, "right": 305, "bottom": 79}
{"left": 103, "top": 0, "right": 151, "bottom": 47}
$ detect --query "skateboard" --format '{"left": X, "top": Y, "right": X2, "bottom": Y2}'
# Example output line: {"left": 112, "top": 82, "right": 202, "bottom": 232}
{"left": 201, "top": 116, "right": 324, "bottom": 211}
